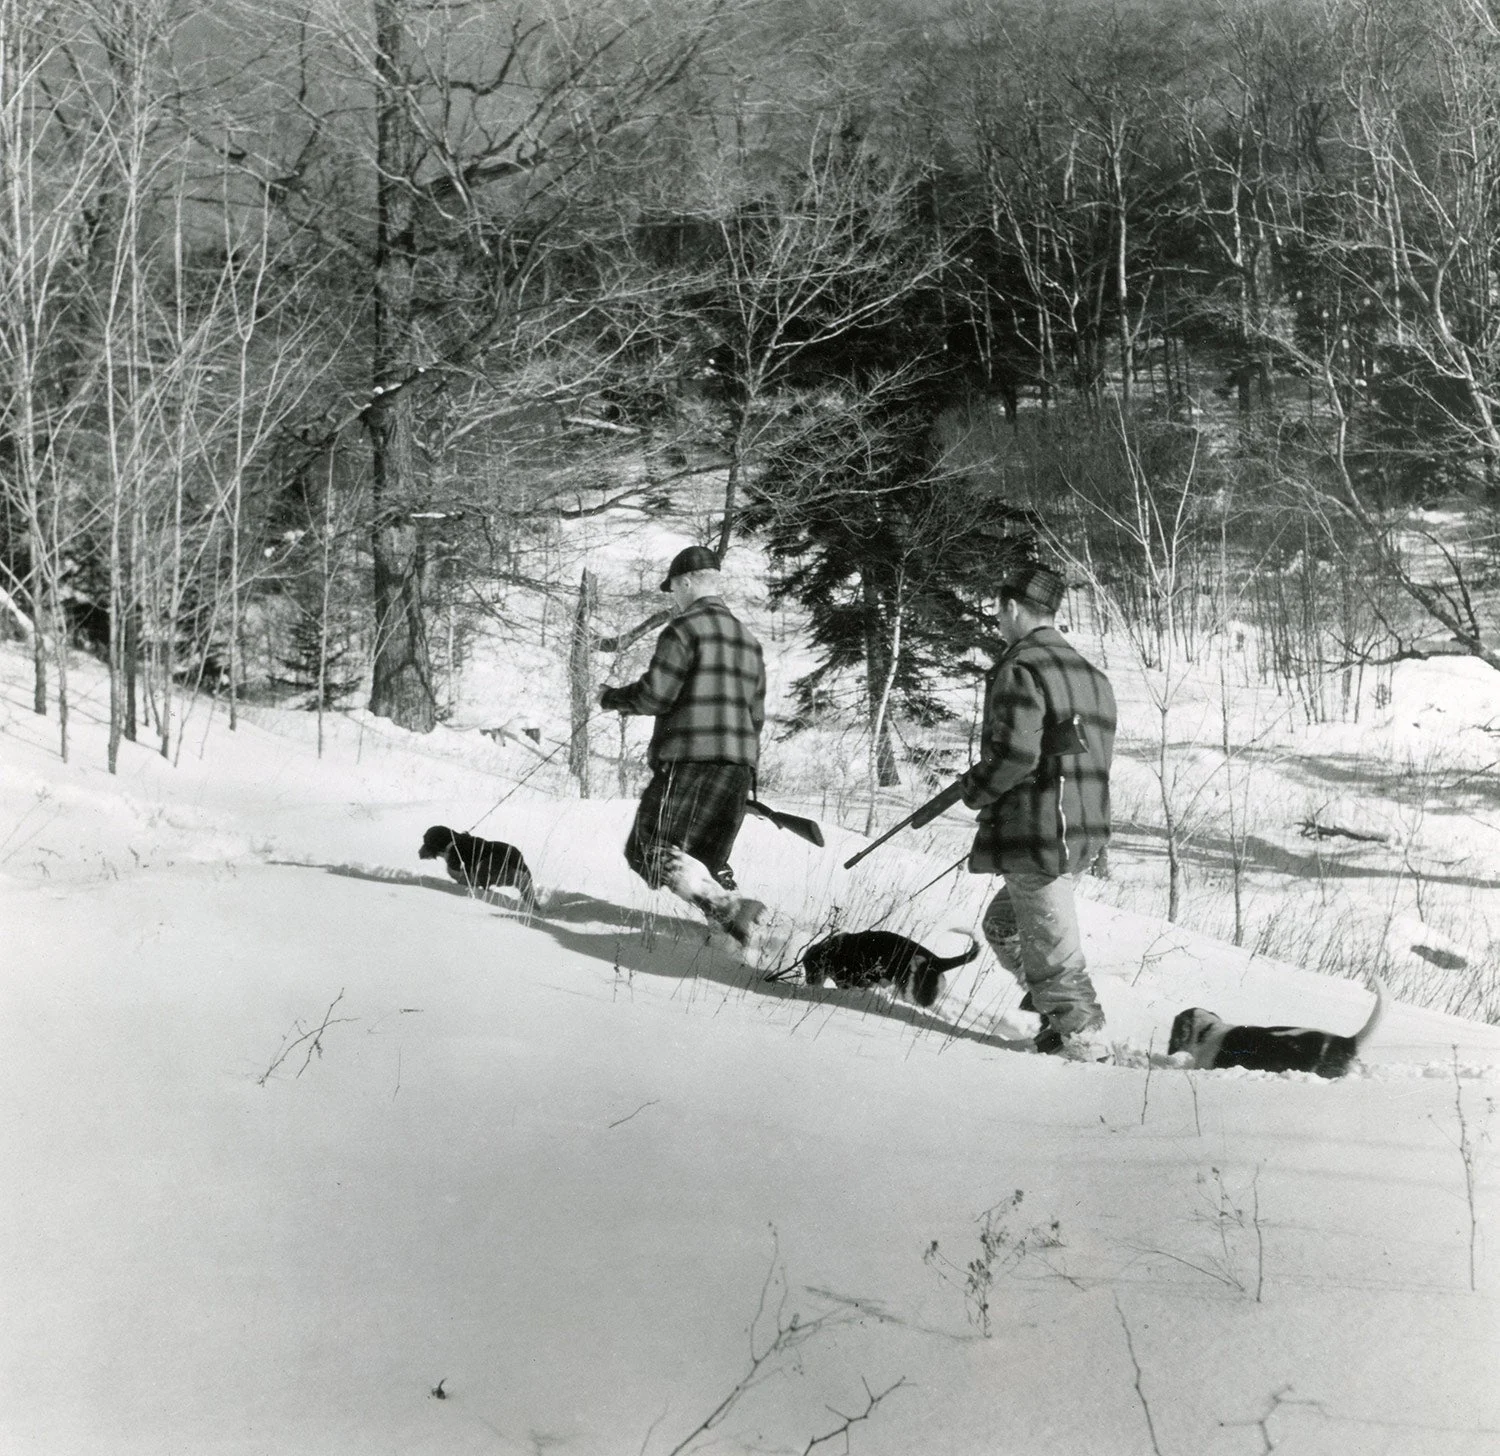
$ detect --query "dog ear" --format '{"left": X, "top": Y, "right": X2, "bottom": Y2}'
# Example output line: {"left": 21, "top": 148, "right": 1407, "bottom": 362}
{"left": 1167, "top": 1009, "right": 1200, "bottom": 1055}
{"left": 1186, "top": 1010, "right": 1220, "bottom": 1047}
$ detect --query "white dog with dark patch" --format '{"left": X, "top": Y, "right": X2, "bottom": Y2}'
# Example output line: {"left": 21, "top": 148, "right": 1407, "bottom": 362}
{"left": 1167, "top": 977, "right": 1386, "bottom": 1078}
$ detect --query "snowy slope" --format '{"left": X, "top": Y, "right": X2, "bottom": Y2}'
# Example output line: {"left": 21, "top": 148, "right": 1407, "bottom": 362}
{"left": 2, "top": 637, "right": 1499, "bottom": 1456}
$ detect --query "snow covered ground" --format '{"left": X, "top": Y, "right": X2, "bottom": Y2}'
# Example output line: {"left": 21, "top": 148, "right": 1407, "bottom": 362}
{"left": 3, "top": 594, "right": 1500, "bottom": 1453}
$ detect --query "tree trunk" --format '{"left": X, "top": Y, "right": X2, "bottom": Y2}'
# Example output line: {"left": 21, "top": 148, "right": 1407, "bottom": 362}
{"left": 27, "top": 511, "right": 46, "bottom": 719}
{"left": 865, "top": 577, "right": 904, "bottom": 833}
{"left": 715, "top": 402, "right": 748, "bottom": 559}
{"left": 1158, "top": 704, "right": 1180, "bottom": 922}
{"left": 107, "top": 487, "right": 123, "bottom": 775}
{"left": 568, "top": 569, "right": 599, "bottom": 796}
{"left": 369, "top": 509, "right": 436, "bottom": 732}
{"left": 861, "top": 575, "right": 900, "bottom": 794}
{"left": 366, "top": 0, "right": 436, "bottom": 733}
{"left": 1113, "top": 136, "right": 1132, "bottom": 406}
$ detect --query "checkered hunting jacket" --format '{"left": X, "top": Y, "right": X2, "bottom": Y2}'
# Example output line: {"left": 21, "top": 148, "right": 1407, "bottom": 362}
{"left": 610, "top": 597, "right": 765, "bottom": 768}
{"left": 960, "top": 626, "right": 1116, "bottom": 878}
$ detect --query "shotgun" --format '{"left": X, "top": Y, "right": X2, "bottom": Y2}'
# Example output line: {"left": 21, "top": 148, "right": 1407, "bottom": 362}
{"left": 745, "top": 798, "right": 825, "bottom": 847}
{"left": 838, "top": 714, "right": 1090, "bottom": 871}
{"left": 842, "top": 779, "right": 966, "bottom": 870}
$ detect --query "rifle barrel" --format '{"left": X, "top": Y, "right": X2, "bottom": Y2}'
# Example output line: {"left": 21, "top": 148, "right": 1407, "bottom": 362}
{"left": 841, "top": 779, "right": 966, "bottom": 870}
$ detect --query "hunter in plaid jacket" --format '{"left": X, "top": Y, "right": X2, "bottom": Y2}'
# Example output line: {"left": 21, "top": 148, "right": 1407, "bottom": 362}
{"left": 602, "top": 597, "right": 765, "bottom": 768}
{"left": 960, "top": 626, "right": 1116, "bottom": 878}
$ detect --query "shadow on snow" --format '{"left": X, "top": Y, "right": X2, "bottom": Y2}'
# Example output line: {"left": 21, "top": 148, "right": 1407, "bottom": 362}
{"left": 276, "top": 859, "right": 1036, "bottom": 1058}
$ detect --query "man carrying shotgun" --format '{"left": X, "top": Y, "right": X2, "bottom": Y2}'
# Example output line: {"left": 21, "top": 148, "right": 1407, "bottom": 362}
{"left": 600, "top": 545, "right": 769, "bottom": 945}
{"left": 960, "top": 562, "right": 1117, "bottom": 1060}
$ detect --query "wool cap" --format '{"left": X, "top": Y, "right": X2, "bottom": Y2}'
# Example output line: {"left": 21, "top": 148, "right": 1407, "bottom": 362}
{"left": 660, "top": 544, "right": 722, "bottom": 592}
{"left": 1003, "top": 562, "right": 1068, "bottom": 613}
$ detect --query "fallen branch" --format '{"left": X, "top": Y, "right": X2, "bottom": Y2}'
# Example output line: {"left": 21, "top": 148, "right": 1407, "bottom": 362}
{"left": 0, "top": 582, "right": 35, "bottom": 639}
{"left": 1297, "top": 817, "right": 1390, "bottom": 845}
{"left": 563, "top": 413, "right": 641, "bottom": 436}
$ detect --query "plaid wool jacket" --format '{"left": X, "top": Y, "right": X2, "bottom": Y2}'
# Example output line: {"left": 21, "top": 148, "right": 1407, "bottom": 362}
{"left": 960, "top": 626, "right": 1116, "bottom": 878}
{"left": 609, "top": 597, "right": 765, "bottom": 768}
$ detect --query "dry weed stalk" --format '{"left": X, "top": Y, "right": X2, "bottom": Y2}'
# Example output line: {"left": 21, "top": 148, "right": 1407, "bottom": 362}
{"left": 257, "top": 989, "right": 354, "bottom": 1085}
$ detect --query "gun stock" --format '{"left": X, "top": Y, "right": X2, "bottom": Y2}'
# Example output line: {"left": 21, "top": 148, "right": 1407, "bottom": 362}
{"left": 745, "top": 798, "right": 825, "bottom": 847}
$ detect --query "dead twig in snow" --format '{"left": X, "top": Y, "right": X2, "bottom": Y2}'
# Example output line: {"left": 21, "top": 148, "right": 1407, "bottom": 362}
{"left": 1114, "top": 1294, "right": 1164, "bottom": 1456}
{"left": 1220, "top": 1384, "right": 1327, "bottom": 1453}
{"left": 1140, "top": 1034, "right": 1156, "bottom": 1126}
{"left": 1252, "top": 1167, "right": 1266, "bottom": 1303}
{"left": 1452, "top": 1045, "right": 1481, "bottom": 1293}
{"left": 257, "top": 990, "right": 355, "bottom": 1085}
{"left": 660, "top": 1230, "right": 834, "bottom": 1456}
{"left": 608, "top": 1099, "right": 660, "bottom": 1129}
{"left": 802, "top": 1377, "right": 907, "bottom": 1454}
{"left": 637, "top": 1401, "right": 671, "bottom": 1456}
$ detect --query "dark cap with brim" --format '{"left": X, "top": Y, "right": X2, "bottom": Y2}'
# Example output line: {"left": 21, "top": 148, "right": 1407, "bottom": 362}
{"left": 660, "top": 544, "right": 721, "bottom": 591}
{"left": 1002, "top": 563, "right": 1068, "bottom": 613}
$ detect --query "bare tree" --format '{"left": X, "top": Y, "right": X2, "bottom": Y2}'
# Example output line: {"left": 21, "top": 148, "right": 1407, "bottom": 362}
{"left": 1225, "top": 0, "right": 1500, "bottom": 675}
{"left": 630, "top": 117, "right": 950, "bottom": 557}
{"left": 1028, "top": 409, "right": 1223, "bottom": 920}
{"left": 944, "top": 0, "right": 1186, "bottom": 408}
{"left": 1175, "top": 0, "right": 1335, "bottom": 417}
{"left": 237, "top": 0, "right": 727, "bottom": 731}
{"left": 0, "top": 0, "right": 108, "bottom": 758}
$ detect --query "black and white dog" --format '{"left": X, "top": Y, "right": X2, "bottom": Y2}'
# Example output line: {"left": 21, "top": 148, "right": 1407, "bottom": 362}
{"left": 1167, "top": 977, "right": 1386, "bottom": 1078}
{"left": 802, "top": 929, "right": 979, "bottom": 1009}
{"left": 419, "top": 825, "right": 538, "bottom": 910}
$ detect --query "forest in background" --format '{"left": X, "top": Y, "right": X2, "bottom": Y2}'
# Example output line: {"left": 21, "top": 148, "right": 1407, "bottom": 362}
{"left": 4, "top": 0, "right": 1500, "bottom": 784}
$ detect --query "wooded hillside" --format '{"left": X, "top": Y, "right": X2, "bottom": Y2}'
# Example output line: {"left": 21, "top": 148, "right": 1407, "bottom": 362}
{"left": 4, "top": 0, "right": 1498, "bottom": 771}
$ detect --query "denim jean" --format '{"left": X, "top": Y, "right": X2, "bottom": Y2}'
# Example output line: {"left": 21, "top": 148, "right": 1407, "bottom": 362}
{"left": 980, "top": 868, "right": 1103, "bottom": 1035}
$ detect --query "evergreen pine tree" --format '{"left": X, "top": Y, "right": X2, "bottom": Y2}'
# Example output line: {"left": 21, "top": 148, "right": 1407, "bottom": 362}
{"left": 274, "top": 594, "right": 361, "bottom": 711}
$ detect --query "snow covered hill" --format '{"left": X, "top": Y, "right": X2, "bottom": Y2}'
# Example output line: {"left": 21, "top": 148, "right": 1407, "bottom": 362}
{"left": 2, "top": 627, "right": 1499, "bottom": 1455}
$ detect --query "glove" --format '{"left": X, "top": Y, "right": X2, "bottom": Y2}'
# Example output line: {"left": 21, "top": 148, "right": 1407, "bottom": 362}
{"left": 600, "top": 684, "right": 627, "bottom": 711}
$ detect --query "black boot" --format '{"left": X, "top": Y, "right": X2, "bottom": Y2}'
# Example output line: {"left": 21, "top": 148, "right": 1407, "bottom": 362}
{"left": 1033, "top": 1019, "right": 1064, "bottom": 1055}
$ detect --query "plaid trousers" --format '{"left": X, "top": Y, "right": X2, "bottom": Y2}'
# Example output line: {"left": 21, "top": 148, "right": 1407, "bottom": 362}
{"left": 624, "top": 761, "right": 753, "bottom": 889}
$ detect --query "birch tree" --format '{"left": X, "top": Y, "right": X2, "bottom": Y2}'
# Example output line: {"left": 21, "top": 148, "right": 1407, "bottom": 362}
{"left": 0, "top": 0, "right": 106, "bottom": 757}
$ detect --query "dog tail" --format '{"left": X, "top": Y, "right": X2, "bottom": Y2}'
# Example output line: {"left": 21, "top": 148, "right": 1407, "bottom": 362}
{"left": 1353, "top": 975, "right": 1388, "bottom": 1049}
{"left": 931, "top": 930, "right": 981, "bottom": 972}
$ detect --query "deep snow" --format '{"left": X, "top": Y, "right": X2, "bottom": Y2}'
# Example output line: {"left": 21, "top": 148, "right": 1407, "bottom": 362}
{"left": 3, "top": 593, "right": 1499, "bottom": 1454}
